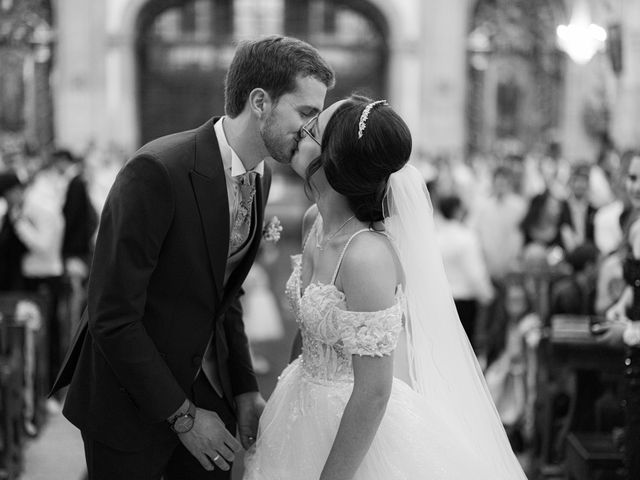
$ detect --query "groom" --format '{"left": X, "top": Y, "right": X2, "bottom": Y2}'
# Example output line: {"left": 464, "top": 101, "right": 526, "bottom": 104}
{"left": 51, "top": 35, "right": 334, "bottom": 479}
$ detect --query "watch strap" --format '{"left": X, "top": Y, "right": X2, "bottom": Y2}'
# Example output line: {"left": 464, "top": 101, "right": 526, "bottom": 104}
{"left": 168, "top": 399, "right": 195, "bottom": 430}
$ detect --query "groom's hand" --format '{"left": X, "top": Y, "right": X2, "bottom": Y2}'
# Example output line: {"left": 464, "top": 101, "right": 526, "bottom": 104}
{"left": 235, "top": 391, "right": 266, "bottom": 449}
{"left": 178, "top": 408, "right": 242, "bottom": 472}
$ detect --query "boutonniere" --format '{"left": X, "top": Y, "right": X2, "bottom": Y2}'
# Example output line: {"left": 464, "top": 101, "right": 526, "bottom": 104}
{"left": 262, "top": 216, "right": 283, "bottom": 243}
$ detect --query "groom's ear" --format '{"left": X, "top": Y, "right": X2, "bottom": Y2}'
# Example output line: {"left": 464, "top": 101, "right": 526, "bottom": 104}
{"left": 248, "top": 88, "right": 272, "bottom": 118}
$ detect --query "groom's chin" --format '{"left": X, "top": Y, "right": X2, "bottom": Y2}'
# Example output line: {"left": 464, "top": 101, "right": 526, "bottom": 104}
{"left": 271, "top": 152, "right": 293, "bottom": 166}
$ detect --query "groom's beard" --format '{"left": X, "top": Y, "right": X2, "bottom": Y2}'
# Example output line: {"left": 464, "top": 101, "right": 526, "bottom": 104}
{"left": 261, "top": 114, "right": 295, "bottom": 165}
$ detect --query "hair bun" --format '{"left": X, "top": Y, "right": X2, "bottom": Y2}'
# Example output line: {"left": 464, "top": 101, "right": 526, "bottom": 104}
{"left": 305, "top": 95, "right": 412, "bottom": 224}
{"left": 347, "top": 180, "right": 388, "bottom": 222}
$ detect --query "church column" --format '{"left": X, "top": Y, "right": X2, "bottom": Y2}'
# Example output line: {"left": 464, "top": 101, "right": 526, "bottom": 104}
{"left": 52, "top": 0, "right": 108, "bottom": 151}
{"left": 417, "top": 0, "right": 469, "bottom": 157}
{"left": 610, "top": 0, "right": 640, "bottom": 151}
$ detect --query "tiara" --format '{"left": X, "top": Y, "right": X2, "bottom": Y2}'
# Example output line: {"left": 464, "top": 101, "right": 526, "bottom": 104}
{"left": 357, "top": 100, "right": 388, "bottom": 139}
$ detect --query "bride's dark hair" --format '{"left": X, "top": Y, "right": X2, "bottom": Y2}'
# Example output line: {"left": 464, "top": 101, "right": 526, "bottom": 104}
{"left": 305, "top": 94, "right": 412, "bottom": 222}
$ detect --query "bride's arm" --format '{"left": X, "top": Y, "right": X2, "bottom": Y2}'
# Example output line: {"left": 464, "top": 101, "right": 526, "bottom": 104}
{"left": 320, "top": 234, "right": 398, "bottom": 480}
{"left": 320, "top": 354, "right": 394, "bottom": 480}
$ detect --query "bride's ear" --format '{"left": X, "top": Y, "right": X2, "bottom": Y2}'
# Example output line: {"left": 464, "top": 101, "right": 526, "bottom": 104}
{"left": 248, "top": 88, "right": 272, "bottom": 119}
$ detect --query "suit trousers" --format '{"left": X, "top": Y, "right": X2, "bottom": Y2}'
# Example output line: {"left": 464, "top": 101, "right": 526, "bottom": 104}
{"left": 23, "top": 275, "right": 63, "bottom": 390}
{"left": 82, "top": 372, "right": 236, "bottom": 480}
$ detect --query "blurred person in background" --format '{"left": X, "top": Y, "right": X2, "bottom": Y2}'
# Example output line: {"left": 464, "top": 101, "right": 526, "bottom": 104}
{"left": 595, "top": 185, "right": 631, "bottom": 317}
{"left": 591, "top": 138, "right": 619, "bottom": 208}
{"left": 549, "top": 243, "right": 600, "bottom": 316}
{"left": 520, "top": 189, "right": 574, "bottom": 258}
{"left": 12, "top": 152, "right": 67, "bottom": 404}
{"left": 593, "top": 154, "right": 634, "bottom": 316}
{"left": 600, "top": 151, "right": 640, "bottom": 480}
{"left": 436, "top": 194, "right": 494, "bottom": 351}
{"left": 468, "top": 164, "right": 526, "bottom": 367}
{"left": 51, "top": 149, "right": 99, "bottom": 362}
{"left": 565, "top": 163, "right": 598, "bottom": 250}
{"left": 470, "top": 165, "right": 526, "bottom": 284}
{"left": 484, "top": 279, "right": 541, "bottom": 452}
{"left": 84, "top": 143, "right": 128, "bottom": 215}
{"left": 595, "top": 249, "right": 626, "bottom": 317}
{"left": 504, "top": 153, "right": 526, "bottom": 196}
{"left": 52, "top": 149, "right": 98, "bottom": 273}
{"left": 594, "top": 150, "right": 635, "bottom": 256}
{"left": 0, "top": 171, "right": 27, "bottom": 291}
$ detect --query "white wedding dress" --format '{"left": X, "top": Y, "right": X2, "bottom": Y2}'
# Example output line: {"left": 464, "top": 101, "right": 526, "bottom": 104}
{"left": 243, "top": 249, "right": 502, "bottom": 479}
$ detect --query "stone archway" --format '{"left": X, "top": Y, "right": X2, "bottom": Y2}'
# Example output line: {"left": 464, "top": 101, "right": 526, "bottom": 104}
{"left": 133, "top": 0, "right": 394, "bottom": 144}
{"left": 105, "top": 0, "right": 417, "bottom": 149}
{"left": 103, "top": 0, "right": 421, "bottom": 151}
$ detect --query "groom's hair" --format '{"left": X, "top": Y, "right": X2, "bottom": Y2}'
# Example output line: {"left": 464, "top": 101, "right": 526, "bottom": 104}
{"left": 224, "top": 35, "right": 335, "bottom": 118}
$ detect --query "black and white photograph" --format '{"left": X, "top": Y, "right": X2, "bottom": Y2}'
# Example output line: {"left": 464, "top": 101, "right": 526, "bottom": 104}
{"left": 1, "top": 0, "right": 639, "bottom": 479}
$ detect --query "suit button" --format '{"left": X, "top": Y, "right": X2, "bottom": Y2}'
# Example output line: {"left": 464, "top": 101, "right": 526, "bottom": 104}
{"left": 192, "top": 355, "right": 202, "bottom": 366}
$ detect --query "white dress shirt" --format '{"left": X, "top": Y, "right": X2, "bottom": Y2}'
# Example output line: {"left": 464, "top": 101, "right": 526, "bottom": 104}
{"left": 15, "top": 168, "right": 67, "bottom": 278}
{"left": 213, "top": 117, "right": 264, "bottom": 234}
{"left": 470, "top": 193, "right": 527, "bottom": 280}
{"left": 594, "top": 200, "right": 624, "bottom": 255}
{"left": 435, "top": 216, "right": 494, "bottom": 303}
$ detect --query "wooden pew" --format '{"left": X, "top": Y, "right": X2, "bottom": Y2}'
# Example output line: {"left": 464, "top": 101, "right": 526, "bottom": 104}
{"left": 0, "top": 292, "right": 48, "bottom": 478}
{"left": 0, "top": 315, "right": 24, "bottom": 479}
{"left": 537, "top": 314, "right": 625, "bottom": 477}
{"left": 0, "top": 293, "right": 48, "bottom": 434}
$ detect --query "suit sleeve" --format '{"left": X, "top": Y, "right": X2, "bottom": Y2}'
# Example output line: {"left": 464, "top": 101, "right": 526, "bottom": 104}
{"left": 87, "top": 155, "right": 185, "bottom": 422}
{"left": 224, "top": 293, "right": 259, "bottom": 396}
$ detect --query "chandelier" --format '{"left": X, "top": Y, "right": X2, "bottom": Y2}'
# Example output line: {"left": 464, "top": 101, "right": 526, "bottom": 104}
{"left": 556, "top": 0, "right": 607, "bottom": 64}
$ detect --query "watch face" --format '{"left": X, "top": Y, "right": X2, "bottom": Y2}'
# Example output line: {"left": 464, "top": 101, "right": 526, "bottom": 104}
{"left": 173, "top": 415, "right": 194, "bottom": 433}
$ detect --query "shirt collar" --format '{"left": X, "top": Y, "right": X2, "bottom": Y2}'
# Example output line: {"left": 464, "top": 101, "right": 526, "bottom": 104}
{"left": 213, "top": 117, "right": 264, "bottom": 177}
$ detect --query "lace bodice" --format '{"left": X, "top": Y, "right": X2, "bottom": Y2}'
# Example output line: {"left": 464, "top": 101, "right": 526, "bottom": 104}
{"left": 285, "top": 254, "right": 404, "bottom": 383}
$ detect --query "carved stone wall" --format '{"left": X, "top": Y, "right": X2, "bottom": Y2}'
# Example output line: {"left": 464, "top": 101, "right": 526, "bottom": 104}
{"left": 0, "top": 0, "right": 53, "bottom": 154}
{"left": 134, "top": 0, "right": 389, "bottom": 145}
{"left": 466, "top": 0, "right": 564, "bottom": 156}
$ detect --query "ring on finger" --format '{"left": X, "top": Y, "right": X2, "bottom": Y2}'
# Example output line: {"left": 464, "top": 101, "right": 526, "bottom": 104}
{"left": 212, "top": 454, "right": 221, "bottom": 462}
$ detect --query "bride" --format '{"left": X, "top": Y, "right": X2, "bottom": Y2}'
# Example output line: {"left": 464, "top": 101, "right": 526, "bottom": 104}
{"left": 243, "top": 95, "right": 527, "bottom": 479}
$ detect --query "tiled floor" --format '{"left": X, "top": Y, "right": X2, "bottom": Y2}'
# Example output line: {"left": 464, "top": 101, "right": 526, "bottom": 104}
{"left": 19, "top": 411, "right": 537, "bottom": 480}
{"left": 20, "top": 407, "right": 86, "bottom": 480}
{"left": 15, "top": 233, "right": 540, "bottom": 479}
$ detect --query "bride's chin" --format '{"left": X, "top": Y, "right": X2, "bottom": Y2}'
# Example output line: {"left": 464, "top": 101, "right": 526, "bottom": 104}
{"left": 291, "top": 155, "right": 307, "bottom": 179}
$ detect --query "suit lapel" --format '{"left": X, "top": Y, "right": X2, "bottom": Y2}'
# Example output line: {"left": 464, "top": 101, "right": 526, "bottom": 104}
{"left": 189, "top": 117, "right": 228, "bottom": 301}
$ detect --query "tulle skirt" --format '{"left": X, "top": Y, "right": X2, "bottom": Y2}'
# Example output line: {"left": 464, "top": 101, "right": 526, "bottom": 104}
{"left": 243, "top": 358, "right": 501, "bottom": 480}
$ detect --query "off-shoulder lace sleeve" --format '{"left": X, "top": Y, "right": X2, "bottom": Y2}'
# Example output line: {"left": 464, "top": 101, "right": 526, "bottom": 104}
{"left": 335, "top": 302, "right": 404, "bottom": 357}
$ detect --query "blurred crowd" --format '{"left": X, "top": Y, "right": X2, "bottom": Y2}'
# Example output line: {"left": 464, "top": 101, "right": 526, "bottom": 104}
{"left": 426, "top": 141, "right": 636, "bottom": 458}
{"left": 0, "top": 142, "right": 125, "bottom": 410}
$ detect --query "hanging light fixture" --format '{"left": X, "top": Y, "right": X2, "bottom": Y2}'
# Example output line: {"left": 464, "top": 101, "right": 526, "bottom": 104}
{"left": 467, "top": 24, "right": 492, "bottom": 71}
{"left": 556, "top": 0, "right": 607, "bottom": 64}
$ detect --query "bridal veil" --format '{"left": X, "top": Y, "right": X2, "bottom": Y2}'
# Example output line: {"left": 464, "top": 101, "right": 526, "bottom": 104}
{"left": 385, "top": 164, "right": 528, "bottom": 479}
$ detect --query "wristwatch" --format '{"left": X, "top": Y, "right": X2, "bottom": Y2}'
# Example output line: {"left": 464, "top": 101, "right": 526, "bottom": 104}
{"left": 168, "top": 399, "right": 196, "bottom": 434}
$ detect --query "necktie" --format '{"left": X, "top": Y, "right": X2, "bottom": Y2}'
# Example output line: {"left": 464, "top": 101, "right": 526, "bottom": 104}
{"left": 230, "top": 171, "right": 257, "bottom": 250}
{"left": 200, "top": 171, "right": 258, "bottom": 396}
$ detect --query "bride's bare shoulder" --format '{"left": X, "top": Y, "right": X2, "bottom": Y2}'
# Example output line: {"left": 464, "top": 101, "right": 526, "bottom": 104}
{"left": 339, "top": 232, "right": 399, "bottom": 311}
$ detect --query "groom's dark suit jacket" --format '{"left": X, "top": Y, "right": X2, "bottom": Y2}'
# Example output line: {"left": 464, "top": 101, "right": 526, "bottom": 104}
{"left": 52, "top": 117, "right": 270, "bottom": 451}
